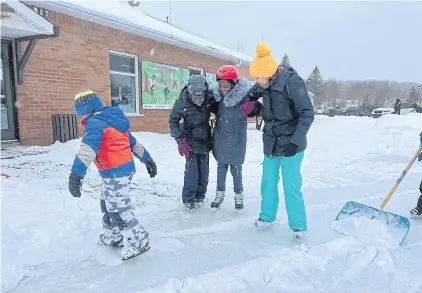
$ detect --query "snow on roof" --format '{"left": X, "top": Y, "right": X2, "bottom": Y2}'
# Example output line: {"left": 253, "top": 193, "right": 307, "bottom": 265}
{"left": 28, "top": 0, "right": 253, "bottom": 64}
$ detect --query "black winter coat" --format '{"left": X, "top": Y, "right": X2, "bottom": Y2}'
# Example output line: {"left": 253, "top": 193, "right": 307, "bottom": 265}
{"left": 169, "top": 86, "right": 218, "bottom": 154}
{"left": 248, "top": 66, "right": 314, "bottom": 157}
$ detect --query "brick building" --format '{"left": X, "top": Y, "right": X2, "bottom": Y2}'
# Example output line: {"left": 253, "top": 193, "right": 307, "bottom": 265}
{"left": 1, "top": 1, "right": 253, "bottom": 146}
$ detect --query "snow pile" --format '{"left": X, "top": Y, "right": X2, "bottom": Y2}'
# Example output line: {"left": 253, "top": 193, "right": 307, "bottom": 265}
{"left": 330, "top": 216, "right": 401, "bottom": 249}
{"left": 1, "top": 115, "right": 422, "bottom": 293}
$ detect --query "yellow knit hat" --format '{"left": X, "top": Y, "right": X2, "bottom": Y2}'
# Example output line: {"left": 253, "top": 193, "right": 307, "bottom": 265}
{"left": 249, "top": 42, "right": 279, "bottom": 78}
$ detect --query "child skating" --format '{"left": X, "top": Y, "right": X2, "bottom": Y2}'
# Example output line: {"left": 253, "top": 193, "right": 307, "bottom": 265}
{"left": 169, "top": 75, "right": 218, "bottom": 210}
{"left": 68, "top": 89, "right": 157, "bottom": 260}
{"left": 410, "top": 131, "right": 422, "bottom": 218}
{"left": 211, "top": 65, "right": 252, "bottom": 210}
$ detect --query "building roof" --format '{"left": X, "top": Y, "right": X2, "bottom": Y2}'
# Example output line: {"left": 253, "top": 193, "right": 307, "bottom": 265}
{"left": 1, "top": 0, "right": 56, "bottom": 39}
{"left": 25, "top": 0, "right": 254, "bottom": 64}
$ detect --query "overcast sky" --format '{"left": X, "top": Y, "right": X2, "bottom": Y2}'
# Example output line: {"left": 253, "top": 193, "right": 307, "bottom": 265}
{"left": 137, "top": 1, "right": 422, "bottom": 83}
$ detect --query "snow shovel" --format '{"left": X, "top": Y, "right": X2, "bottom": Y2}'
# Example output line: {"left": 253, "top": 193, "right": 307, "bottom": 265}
{"left": 335, "top": 146, "right": 422, "bottom": 245}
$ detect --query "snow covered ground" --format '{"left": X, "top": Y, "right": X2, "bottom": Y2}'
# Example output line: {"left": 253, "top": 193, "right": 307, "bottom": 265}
{"left": 1, "top": 114, "right": 422, "bottom": 293}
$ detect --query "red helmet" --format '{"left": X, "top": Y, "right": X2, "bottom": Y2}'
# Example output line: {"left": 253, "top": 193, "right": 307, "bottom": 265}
{"left": 216, "top": 65, "right": 239, "bottom": 82}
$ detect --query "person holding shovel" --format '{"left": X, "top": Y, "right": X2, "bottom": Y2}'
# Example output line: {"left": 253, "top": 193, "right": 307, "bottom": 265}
{"left": 410, "top": 132, "right": 422, "bottom": 218}
{"left": 241, "top": 42, "right": 314, "bottom": 239}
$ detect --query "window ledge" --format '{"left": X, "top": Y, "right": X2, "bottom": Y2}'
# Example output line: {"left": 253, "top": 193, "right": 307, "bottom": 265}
{"left": 125, "top": 113, "right": 144, "bottom": 117}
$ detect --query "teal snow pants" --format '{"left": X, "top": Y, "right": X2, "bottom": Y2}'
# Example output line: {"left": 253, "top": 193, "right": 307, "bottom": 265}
{"left": 259, "top": 151, "right": 307, "bottom": 231}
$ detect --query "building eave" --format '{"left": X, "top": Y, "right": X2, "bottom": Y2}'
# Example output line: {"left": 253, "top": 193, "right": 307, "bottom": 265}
{"left": 23, "top": 0, "right": 253, "bottom": 65}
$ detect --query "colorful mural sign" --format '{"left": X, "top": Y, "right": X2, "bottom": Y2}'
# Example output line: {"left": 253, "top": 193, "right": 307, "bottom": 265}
{"left": 141, "top": 61, "right": 189, "bottom": 109}
{"left": 205, "top": 72, "right": 219, "bottom": 90}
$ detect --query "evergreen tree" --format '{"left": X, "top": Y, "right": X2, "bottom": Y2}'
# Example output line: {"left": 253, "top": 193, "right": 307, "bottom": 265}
{"left": 307, "top": 66, "right": 325, "bottom": 105}
{"left": 281, "top": 53, "right": 290, "bottom": 67}
{"left": 408, "top": 86, "right": 418, "bottom": 102}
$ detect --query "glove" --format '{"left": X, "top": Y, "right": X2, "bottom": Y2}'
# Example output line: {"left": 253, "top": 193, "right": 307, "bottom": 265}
{"left": 177, "top": 137, "right": 191, "bottom": 157}
{"left": 284, "top": 142, "right": 299, "bottom": 157}
{"left": 145, "top": 160, "right": 157, "bottom": 178}
{"left": 246, "top": 83, "right": 263, "bottom": 100}
{"left": 68, "top": 173, "right": 83, "bottom": 198}
{"left": 241, "top": 101, "right": 257, "bottom": 116}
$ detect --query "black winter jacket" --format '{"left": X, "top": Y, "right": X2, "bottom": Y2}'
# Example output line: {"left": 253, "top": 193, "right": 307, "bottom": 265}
{"left": 247, "top": 66, "right": 314, "bottom": 157}
{"left": 169, "top": 86, "right": 218, "bottom": 154}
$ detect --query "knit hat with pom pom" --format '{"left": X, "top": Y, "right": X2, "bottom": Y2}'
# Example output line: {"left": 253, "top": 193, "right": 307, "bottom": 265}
{"left": 249, "top": 42, "right": 279, "bottom": 78}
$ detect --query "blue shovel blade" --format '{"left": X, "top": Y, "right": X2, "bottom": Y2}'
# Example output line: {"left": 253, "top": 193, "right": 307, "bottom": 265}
{"left": 335, "top": 201, "right": 410, "bottom": 245}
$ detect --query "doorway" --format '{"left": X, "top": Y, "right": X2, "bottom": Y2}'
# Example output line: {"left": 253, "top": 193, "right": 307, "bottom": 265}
{"left": 1, "top": 41, "right": 18, "bottom": 141}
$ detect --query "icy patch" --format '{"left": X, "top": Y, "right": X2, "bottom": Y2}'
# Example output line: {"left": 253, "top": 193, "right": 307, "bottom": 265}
{"left": 330, "top": 216, "right": 401, "bottom": 249}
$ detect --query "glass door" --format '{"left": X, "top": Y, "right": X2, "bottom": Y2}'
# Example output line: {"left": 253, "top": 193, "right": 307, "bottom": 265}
{"left": 1, "top": 41, "right": 17, "bottom": 141}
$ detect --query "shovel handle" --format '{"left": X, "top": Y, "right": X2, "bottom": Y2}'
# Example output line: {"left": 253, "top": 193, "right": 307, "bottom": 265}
{"left": 379, "top": 146, "right": 422, "bottom": 210}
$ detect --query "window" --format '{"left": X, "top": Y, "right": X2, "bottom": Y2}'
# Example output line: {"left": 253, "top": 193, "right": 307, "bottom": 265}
{"left": 109, "top": 51, "right": 139, "bottom": 114}
{"left": 189, "top": 66, "right": 203, "bottom": 76}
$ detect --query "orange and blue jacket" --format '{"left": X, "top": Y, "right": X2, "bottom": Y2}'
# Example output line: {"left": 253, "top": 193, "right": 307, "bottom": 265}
{"left": 71, "top": 106, "right": 152, "bottom": 178}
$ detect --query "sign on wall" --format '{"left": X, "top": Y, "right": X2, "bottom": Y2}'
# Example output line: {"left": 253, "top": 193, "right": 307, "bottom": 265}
{"left": 141, "top": 61, "right": 189, "bottom": 109}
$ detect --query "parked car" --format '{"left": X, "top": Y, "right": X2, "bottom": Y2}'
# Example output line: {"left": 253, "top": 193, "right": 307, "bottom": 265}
{"left": 337, "top": 106, "right": 359, "bottom": 116}
{"left": 372, "top": 102, "right": 416, "bottom": 118}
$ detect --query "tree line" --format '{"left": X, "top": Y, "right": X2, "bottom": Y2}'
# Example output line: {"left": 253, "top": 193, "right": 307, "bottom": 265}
{"left": 281, "top": 54, "right": 421, "bottom": 107}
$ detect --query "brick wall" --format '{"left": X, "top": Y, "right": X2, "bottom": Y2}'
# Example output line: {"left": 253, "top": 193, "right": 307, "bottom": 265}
{"left": 15, "top": 11, "right": 252, "bottom": 145}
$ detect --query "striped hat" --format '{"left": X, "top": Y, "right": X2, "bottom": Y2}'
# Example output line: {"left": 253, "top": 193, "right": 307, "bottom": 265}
{"left": 73, "top": 89, "right": 104, "bottom": 117}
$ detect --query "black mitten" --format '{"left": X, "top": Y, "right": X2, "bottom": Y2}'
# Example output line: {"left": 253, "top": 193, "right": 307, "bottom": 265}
{"left": 284, "top": 142, "right": 299, "bottom": 157}
{"left": 145, "top": 160, "right": 157, "bottom": 178}
{"left": 68, "top": 173, "right": 83, "bottom": 198}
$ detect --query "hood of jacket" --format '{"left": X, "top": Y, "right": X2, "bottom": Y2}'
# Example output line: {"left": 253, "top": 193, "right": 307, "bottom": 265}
{"left": 214, "top": 78, "right": 252, "bottom": 108}
{"left": 88, "top": 106, "right": 130, "bottom": 132}
{"left": 266, "top": 65, "right": 298, "bottom": 91}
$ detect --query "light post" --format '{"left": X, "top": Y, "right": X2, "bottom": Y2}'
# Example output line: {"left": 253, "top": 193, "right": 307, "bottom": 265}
{"left": 418, "top": 85, "right": 421, "bottom": 104}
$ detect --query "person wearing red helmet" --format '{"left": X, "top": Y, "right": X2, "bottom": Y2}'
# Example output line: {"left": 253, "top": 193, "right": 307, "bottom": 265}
{"left": 211, "top": 65, "right": 253, "bottom": 210}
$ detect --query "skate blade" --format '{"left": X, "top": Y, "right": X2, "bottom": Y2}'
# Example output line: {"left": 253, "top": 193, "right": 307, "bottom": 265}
{"left": 122, "top": 246, "right": 150, "bottom": 261}
{"left": 254, "top": 221, "right": 276, "bottom": 230}
{"left": 211, "top": 205, "right": 222, "bottom": 213}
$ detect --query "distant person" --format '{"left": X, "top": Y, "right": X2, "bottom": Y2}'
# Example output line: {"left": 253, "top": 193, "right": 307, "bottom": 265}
{"left": 413, "top": 101, "right": 422, "bottom": 113}
{"left": 68, "top": 89, "right": 157, "bottom": 261}
{"left": 241, "top": 42, "right": 314, "bottom": 240}
{"left": 394, "top": 98, "right": 402, "bottom": 115}
{"left": 410, "top": 132, "right": 422, "bottom": 219}
{"left": 210, "top": 65, "right": 252, "bottom": 210}
{"left": 169, "top": 75, "right": 218, "bottom": 210}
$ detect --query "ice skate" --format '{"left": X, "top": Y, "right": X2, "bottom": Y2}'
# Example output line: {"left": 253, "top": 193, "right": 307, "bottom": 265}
{"left": 211, "top": 191, "right": 225, "bottom": 209}
{"left": 99, "top": 234, "right": 124, "bottom": 248}
{"left": 184, "top": 201, "right": 201, "bottom": 211}
{"left": 234, "top": 192, "right": 244, "bottom": 210}
{"left": 121, "top": 232, "right": 150, "bottom": 261}
{"left": 410, "top": 206, "right": 422, "bottom": 219}
{"left": 293, "top": 229, "right": 305, "bottom": 241}
{"left": 254, "top": 218, "right": 275, "bottom": 229}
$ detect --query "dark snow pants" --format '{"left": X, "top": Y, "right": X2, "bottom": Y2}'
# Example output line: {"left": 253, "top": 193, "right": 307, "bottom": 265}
{"left": 182, "top": 153, "right": 209, "bottom": 203}
{"left": 417, "top": 181, "right": 422, "bottom": 209}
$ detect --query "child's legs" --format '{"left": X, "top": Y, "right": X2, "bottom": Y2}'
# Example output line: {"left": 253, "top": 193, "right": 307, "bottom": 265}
{"left": 100, "top": 181, "right": 122, "bottom": 241}
{"left": 259, "top": 155, "right": 282, "bottom": 222}
{"left": 102, "top": 175, "right": 147, "bottom": 248}
{"left": 182, "top": 154, "right": 199, "bottom": 203}
{"left": 196, "top": 153, "right": 210, "bottom": 201}
{"left": 230, "top": 164, "right": 243, "bottom": 194}
{"left": 281, "top": 151, "right": 307, "bottom": 231}
{"left": 417, "top": 181, "right": 422, "bottom": 209}
{"left": 216, "top": 162, "right": 229, "bottom": 192}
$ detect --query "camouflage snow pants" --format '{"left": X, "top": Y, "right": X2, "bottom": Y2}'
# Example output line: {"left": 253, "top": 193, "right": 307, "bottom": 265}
{"left": 100, "top": 175, "right": 147, "bottom": 248}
